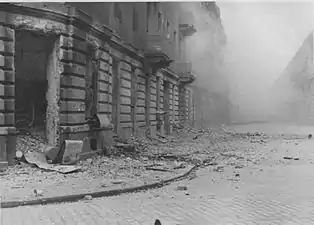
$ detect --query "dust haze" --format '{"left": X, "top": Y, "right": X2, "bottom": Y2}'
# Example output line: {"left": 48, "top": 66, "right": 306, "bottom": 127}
{"left": 183, "top": 1, "right": 314, "bottom": 124}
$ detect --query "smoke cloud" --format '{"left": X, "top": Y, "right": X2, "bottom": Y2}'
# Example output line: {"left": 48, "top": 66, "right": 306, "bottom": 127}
{"left": 183, "top": 1, "right": 314, "bottom": 123}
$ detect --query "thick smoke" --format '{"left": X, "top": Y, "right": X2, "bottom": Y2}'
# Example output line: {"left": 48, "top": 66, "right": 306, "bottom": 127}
{"left": 183, "top": 1, "right": 314, "bottom": 123}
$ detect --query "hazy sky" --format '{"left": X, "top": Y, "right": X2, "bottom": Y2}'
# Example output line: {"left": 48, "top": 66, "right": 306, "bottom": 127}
{"left": 216, "top": 1, "right": 314, "bottom": 120}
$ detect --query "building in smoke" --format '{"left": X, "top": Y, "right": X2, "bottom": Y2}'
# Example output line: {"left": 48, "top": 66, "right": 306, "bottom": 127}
{"left": 271, "top": 31, "right": 314, "bottom": 123}
{"left": 183, "top": 2, "right": 229, "bottom": 127}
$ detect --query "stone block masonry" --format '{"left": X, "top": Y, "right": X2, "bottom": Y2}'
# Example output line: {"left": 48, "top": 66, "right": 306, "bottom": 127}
{"left": 0, "top": 12, "right": 16, "bottom": 167}
{"left": 0, "top": 3, "right": 198, "bottom": 167}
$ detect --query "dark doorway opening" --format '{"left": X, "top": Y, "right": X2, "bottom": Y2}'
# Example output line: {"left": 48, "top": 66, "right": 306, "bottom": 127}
{"left": 15, "top": 30, "right": 57, "bottom": 145}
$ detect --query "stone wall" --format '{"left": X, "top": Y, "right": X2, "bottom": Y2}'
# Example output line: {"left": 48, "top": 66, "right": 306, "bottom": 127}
{"left": 173, "top": 84, "right": 179, "bottom": 122}
{"left": 0, "top": 3, "right": 199, "bottom": 167}
{"left": 0, "top": 15, "right": 15, "bottom": 167}
{"left": 178, "top": 84, "right": 195, "bottom": 126}
{"left": 0, "top": 4, "right": 147, "bottom": 164}
{"left": 136, "top": 70, "right": 146, "bottom": 136}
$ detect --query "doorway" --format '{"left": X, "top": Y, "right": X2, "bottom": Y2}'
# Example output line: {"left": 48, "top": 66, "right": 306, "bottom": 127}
{"left": 15, "top": 30, "right": 58, "bottom": 146}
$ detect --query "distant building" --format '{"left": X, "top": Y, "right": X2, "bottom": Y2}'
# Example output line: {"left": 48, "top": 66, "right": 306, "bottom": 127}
{"left": 271, "top": 31, "right": 314, "bottom": 123}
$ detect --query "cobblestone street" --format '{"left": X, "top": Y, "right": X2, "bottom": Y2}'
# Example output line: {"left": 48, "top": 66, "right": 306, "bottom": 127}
{"left": 2, "top": 123, "right": 314, "bottom": 225}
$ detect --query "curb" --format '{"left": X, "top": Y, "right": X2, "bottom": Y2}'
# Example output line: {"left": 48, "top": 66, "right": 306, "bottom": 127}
{"left": 230, "top": 121, "right": 271, "bottom": 125}
{"left": 1, "top": 165, "right": 198, "bottom": 209}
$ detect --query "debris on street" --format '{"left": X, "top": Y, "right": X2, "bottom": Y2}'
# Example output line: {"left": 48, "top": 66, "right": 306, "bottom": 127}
{"left": 2, "top": 123, "right": 277, "bottom": 202}
{"left": 33, "top": 189, "right": 44, "bottom": 197}
{"left": 177, "top": 185, "right": 188, "bottom": 191}
{"left": 16, "top": 147, "right": 81, "bottom": 174}
{"left": 83, "top": 195, "right": 93, "bottom": 201}
{"left": 283, "top": 156, "right": 300, "bottom": 160}
{"left": 213, "top": 165, "right": 224, "bottom": 172}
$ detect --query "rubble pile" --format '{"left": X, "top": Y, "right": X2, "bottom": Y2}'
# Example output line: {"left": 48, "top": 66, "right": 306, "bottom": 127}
{"left": 16, "top": 131, "right": 47, "bottom": 154}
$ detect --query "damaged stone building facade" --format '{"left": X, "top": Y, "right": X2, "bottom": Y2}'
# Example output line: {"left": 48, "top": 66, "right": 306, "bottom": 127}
{"left": 0, "top": 2, "right": 224, "bottom": 168}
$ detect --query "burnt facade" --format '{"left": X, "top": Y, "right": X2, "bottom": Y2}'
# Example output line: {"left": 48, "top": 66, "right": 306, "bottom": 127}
{"left": 0, "top": 2, "right": 224, "bottom": 168}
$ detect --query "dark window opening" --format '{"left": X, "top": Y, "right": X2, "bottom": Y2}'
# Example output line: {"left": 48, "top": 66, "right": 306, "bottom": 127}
{"left": 133, "top": 7, "right": 138, "bottom": 31}
{"left": 157, "top": 12, "right": 162, "bottom": 32}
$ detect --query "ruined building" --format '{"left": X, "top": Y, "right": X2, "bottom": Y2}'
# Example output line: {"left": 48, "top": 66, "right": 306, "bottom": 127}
{"left": 0, "top": 2, "right": 225, "bottom": 168}
{"left": 271, "top": 31, "right": 314, "bottom": 123}
{"left": 188, "top": 2, "right": 228, "bottom": 127}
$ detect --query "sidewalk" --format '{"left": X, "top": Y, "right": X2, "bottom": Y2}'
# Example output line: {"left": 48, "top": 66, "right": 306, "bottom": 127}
{"left": 0, "top": 125, "right": 266, "bottom": 207}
